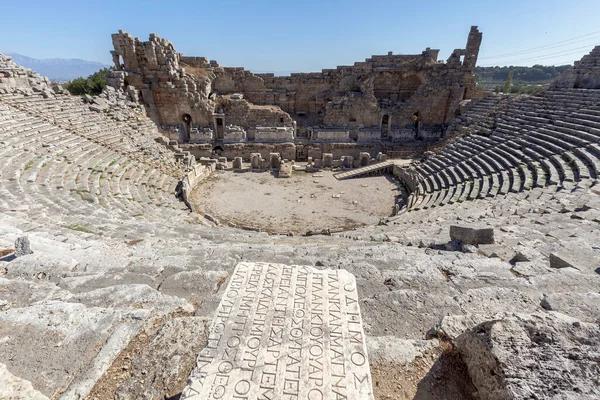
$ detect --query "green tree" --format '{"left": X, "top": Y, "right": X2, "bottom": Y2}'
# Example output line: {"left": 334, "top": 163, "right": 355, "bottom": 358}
{"left": 476, "top": 65, "right": 571, "bottom": 86}
{"left": 503, "top": 70, "right": 514, "bottom": 94}
{"left": 64, "top": 68, "right": 110, "bottom": 96}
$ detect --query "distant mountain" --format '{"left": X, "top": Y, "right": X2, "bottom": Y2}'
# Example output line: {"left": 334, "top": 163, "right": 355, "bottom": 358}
{"left": 4, "top": 52, "right": 110, "bottom": 82}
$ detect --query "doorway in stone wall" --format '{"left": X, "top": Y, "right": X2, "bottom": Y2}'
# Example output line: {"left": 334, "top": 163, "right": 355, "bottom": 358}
{"left": 296, "top": 146, "right": 307, "bottom": 161}
{"left": 181, "top": 114, "right": 192, "bottom": 142}
{"left": 213, "top": 146, "right": 224, "bottom": 157}
{"left": 215, "top": 117, "right": 224, "bottom": 141}
{"left": 381, "top": 114, "right": 390, "bottom": 139}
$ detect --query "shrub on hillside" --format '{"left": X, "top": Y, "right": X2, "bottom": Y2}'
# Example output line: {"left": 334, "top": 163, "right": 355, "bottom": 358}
{"left": 64, "top": 68, "right": 110, "bottom": 96}
{"left": 493, "top": 83, "right": 545, "bottom": 95}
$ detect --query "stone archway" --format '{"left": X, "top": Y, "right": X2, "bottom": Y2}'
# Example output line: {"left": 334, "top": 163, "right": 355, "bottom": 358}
{"left": 181, "top": 113, "right": 192, "bottom": 142}
{"left": 381, "top": 114, "right": 390, "bottom": 139}
{"left": 213, "top": 145, "right": 224, "bottom": 157}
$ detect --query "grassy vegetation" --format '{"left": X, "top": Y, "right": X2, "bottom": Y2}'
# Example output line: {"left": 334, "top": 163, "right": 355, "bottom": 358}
{"left": 476, "top": 65, "right": 571, "bottom": 85}
{"left": 64, "top": 68, "right": 110, "bottom": 96}
{"left": 23, "top": 160, "right": 35, "bottom": 170}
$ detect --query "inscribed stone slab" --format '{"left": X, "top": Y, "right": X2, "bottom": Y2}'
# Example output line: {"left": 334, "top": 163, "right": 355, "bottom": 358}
{"left": 181, "top": 262, "right": 374, "bottom": 399}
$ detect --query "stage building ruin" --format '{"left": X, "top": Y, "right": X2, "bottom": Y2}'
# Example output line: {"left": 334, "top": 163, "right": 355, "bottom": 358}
{"left": 108, "top": 27, "right": 483, "bottom": 161}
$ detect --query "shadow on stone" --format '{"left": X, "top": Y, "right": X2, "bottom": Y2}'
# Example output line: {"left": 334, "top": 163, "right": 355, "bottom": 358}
{"left": 413, "top": 343, "right": 476, "bottom": 400}
{"left": 0, "top": 254, "right": 16, "bottom": 262}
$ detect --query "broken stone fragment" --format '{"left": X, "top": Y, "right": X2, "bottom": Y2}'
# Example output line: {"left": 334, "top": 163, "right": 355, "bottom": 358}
{"left": 449, "top": 225, "right": 494, "bottom": 245}
{"left": 89, "top": 97, "right": 109, "bottom": 112}
{"left": 460, "top": 243, "right": 478, "bottom": 253}
{"left": 549, "top": 253, "right": 579, "bottom": 270}
{"left": 14, "top": 237, "right": 32, "bottom": 257}
{"left": 477, "top": 244, "right": 512, "bottom": 260}
{"left": 455, "top": 312, "right": 600, "bottom": 399}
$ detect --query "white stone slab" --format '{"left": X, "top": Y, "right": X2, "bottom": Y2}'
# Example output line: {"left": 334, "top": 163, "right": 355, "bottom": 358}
{"left": 182, "top": 262, "right": 373, "bottom": 400}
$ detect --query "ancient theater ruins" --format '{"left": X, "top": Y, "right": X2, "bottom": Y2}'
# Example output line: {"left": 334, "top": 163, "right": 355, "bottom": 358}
{"left": 107, "top": 27, "right": 482, "bottom": 161}
{"left": 0, "top": 22, "right": 600, "bottom": 400}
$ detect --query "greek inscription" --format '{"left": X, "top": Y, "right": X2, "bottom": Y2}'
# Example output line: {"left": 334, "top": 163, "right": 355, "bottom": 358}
{"left": 182, "top": 263, "right": 373, "bottom": 399}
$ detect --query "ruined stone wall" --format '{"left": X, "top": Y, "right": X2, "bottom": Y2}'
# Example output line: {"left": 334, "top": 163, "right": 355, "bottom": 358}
{"left": 109, "top": 30, "right": 215, "bottom": 127}
{"left": 108, "top": 26, "right": 482, "bottom": 159}
{"left": 223, "top": 125, "right": 246, "bottom": 143}
{"left": 219, "top": 97, "right": 293, "bottom": 128}
{"left": 222, "top": 143, "right": 296, "bottom": 161}
{"left": 0, "top": 53, "right": 53, "bottom": 95}
{"left": 551, "top": 46, "right": 600, "bottom": 89}
{"left": 311, "top": 128, "right": 351, "bottom": 142}
{"left": 211, "top": 27, "right": 482, "bottom": 129}
{"left": 303, "top": 143, "right": 385, "bottom": 161}
{"left": 251, "top": 126, "right": 294, "bottom": 142}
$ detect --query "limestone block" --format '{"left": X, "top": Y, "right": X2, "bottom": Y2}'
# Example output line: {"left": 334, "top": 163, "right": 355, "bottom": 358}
{"left": 278, "top": 161, "right": 293, "bottom": 178}
{"left": 342, "top": 156, "right": 354, "bottom": 168}
{"left": 449, "top": 225, "right": 494, "bottom": 245}
{"left": 89, "top": 97, "right": 109, "bottom": 112}
{"left": 250, "top": 153, "right": 262, "bottom": 170}
{"left": 540, "top": 293, "right": 600, "bottom": 322}
{"left": 359, "top": 152, "right": 371, "bottom": 167}
{"left": 376, "top": 152, "right": 387, "bottom": 162}
{"left": 549, "top": 253, "right": 580, "bottom": 270}
{"left": 260, "top": 158, "right": 270, "bottom": 170}
{"left": 14, "top": 237, "right": 32, "bottom": 257}
{"left": 456, "top": 312, "right": 600, "bottom": 399}
{"left": 182, "top": 263, "right": 374, "bottom": 399}
{"left": 323, "top": 153, "right": 334, "bottom": 167}
{"left": 269, "top": 153, "right": 281, "bottom": 169}
{"left": 478, "top": 244, "right": 512, "bottom": 260}
{"left": 0, "top": 362, "right": 48, "bottom": 400}
{"left": 232, "top": 157, "right": 243, "bottom": 169}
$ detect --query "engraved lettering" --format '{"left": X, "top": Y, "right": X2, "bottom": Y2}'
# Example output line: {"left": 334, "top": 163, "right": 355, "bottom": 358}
{"left": 182, "top": 263, "right": 373, "bottom": 399}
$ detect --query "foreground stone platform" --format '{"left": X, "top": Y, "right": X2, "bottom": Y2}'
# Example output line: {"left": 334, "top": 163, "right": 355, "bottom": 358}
{"left": 182, "top": 262, "right": 373, "bottom": 400}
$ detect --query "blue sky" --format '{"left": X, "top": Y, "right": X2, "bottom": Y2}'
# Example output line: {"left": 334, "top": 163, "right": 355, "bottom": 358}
{"left": 2, "top": 0, "right": 600, "bottom": 72}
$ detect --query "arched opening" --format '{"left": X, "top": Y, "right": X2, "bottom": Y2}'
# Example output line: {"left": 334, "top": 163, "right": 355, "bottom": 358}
{"left": 381, "top": 114, "right": 390, "bottom": 139}
{"left": 412, "top": 111, "right": 422, "bottom": 139}
{"left": 181, "top": 113, "right": 192, "bottom": 142}
{"left": 213, "top": 146, "right": 224, "bottom": 157}
{"left": 214, "top": 116, "right": 225, "bottom": 141}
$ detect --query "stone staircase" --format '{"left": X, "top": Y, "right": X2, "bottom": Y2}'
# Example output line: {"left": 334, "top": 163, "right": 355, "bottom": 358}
{"left": 333, "top": 160, "right": 397, "bottom": 180}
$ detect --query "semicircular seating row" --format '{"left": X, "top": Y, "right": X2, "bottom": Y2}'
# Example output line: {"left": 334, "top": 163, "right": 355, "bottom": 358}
{"left": 405, "top": 88, "right": 600, "bottom": 211}
{"left": 0, "top": 94, "right": 189, "bottom": 226}
{"left": 1, "top": 93, "right": 169, "bottom": 168}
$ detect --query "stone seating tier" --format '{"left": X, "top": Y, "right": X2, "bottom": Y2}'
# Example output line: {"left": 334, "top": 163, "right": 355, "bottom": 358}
{"left": 0, "top": 100, "right": 188, "bottom": 225}
{"left": 405, "top": 88, "right": 600, "bottom": 212}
